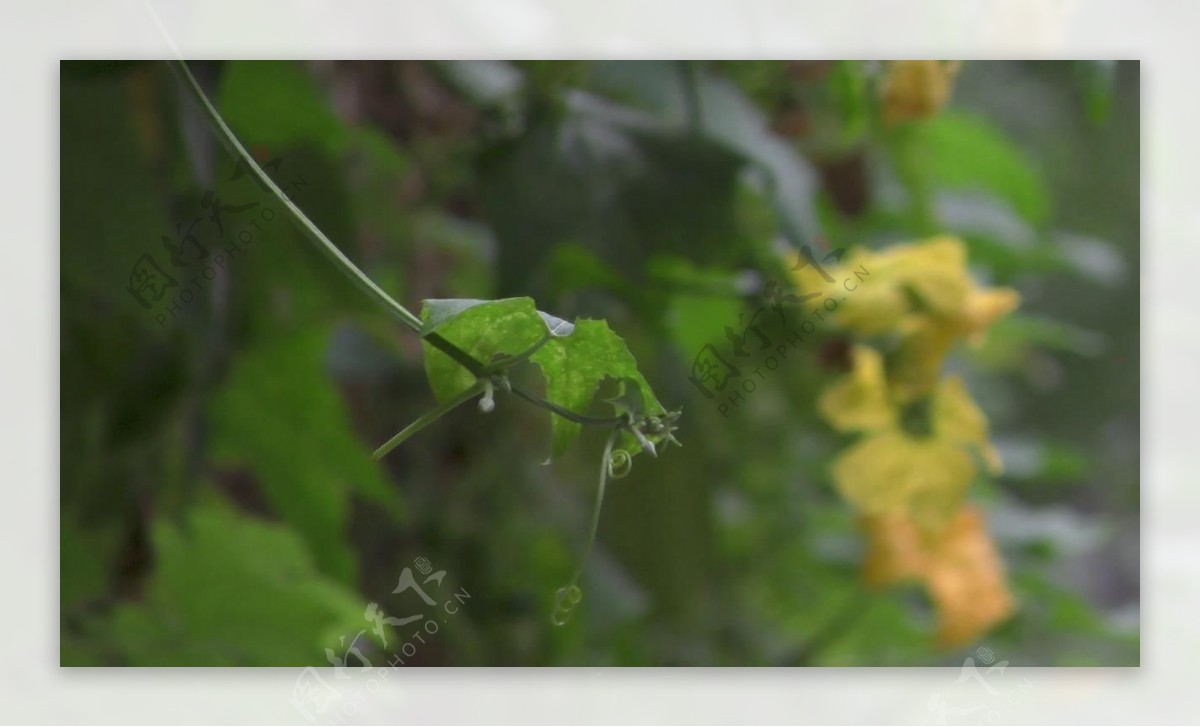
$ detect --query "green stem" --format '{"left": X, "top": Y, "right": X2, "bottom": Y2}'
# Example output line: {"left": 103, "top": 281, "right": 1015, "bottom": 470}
{"left": 509, "top": 387, "right": 625, "bottom": 427}
{"left": 167, "top": 60, "right": 485, "bottom": 377}
{"left": 568, "top": 428, "right": 621, "bottom": 585}
{"left": 485, "top": 332, "right": 552, "bottom": 373}
{"left": 372, "top": 381, "right": 485, "bottom": 460}
{"left": 169, "top": 59, "right": 627, "bottom": 461}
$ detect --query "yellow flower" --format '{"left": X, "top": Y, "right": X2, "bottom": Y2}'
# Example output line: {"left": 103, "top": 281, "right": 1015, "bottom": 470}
{"left": 794, "top": 236, "right": 1019, "bottom": 398}
{"left": 833, "top": 430, "right": 974, "bottom": 532}
{"left": 808, "top": 233, "right": 1016, "bottom": 646}
{"left": 891, "top": 284, "right": 1020, "bottom": 399}
{"left": 880, "top": 60, "right": 962, "bottom": 125}
{"left": 864, "top": 506, "right": 1015, "bottom": 648}
{"left": 817, "top": 346, "right": 894, "bottom": 431}
{"left": 820, "top": 348, "right": 1001, "bottom": 532}
{"left": 792, "top": 236, "right": 977, "bottom": 338}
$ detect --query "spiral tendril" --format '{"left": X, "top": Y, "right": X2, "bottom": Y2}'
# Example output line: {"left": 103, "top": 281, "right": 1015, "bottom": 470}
{"left": 550, "top": 585, "right": 584, "bottom": 626}
{"left": 551, "top": 428, "right": 623, "bottom": 627}
{"left": 607, "top": 448, "right": 633, "bottom": 479}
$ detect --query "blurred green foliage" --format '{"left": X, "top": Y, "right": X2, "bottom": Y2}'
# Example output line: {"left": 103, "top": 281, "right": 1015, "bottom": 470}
{"left": 60, "top": 60, "right": 1138, "bottom": 667}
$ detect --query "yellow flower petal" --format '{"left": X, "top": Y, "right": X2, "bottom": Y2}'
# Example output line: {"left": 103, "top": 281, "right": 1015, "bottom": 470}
{"left": 864, "top": 506, "right": 1015, "bottom": 648}
{"left": 811, "top": 236, "right": 978, "bottom": 338}
{"left": 931, "top": 377, "right": 988, "bottom": 442}
{"left": 891, "top": 236, "right": 973, "bottom": 316}
{"left": 833, "top": 284, "right": 912, "bottom": 336}
{"left": 863, "top": 512, "right": 925, "bottom": 586}
{"left": 891, "top": 323, "right": 957, "bottom": 400}
{"left": 817, "top": 346, "right": 895, "bottom": 432}
{"left": 961, "top": 287, "right": 1021, "bottom": 342}
{"left": 831, "top": 431, "right": 974, "bottom": 528}
{"left": 926, "top": 508, "right": 1015, "bottom": 648}
{"left": 931, "top": 377, "right": 1003, "bottom": 475}
{"left": 789, "top": 251, "right": 846, "bottom": 302}
{"left": 881, "top": 60, "right": 961, "bottom": 125}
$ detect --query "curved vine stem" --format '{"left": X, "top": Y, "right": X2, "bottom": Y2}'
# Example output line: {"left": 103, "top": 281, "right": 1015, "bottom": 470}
{"left": 167, "top": 59, "right": 485, "bottom": 378}
{"left": 483, "top": 332, "right": 552, "bottom": 374}
{"left": 509, "top": 387, "right": 625, "bottom": 428}
{"left": 167, "top": 58, "right": 633, "bottom": 450}
{"left": 372, "top": 381, "right": 486, "bottom": 460}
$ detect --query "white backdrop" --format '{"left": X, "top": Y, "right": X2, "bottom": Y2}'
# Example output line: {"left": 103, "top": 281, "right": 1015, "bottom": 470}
{"left": 11, "top": 0, "right": 1186, "bottom": 723}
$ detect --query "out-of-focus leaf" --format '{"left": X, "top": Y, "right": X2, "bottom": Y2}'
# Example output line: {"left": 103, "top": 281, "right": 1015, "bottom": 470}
{"left": 207, "top": 142, "right": 378, "bottom": 343}
{"left": 209, "top": 328, "right": 404, "bottom": 583}
{"left": 934, "top": 198, "right": 1124, "bottom": 286}
{"left": 1075, "top": 60, "right": 1117, "bottom": 125}
{"left": 60, "top": 66, "right": 173, "bottom": 324}
{"left": 991, "top": 439, "right": 1091, "bottom": 485}
{"left": 544, "top": 243, "right": 635, "bottom": 302}
{"left": 217, "top": 61, "right": 348, "bottom": 154}
{"left": 436, "top": 60, "right": 524, "bottom": 108}
{"left": 479, "top": 93, "right": 753, "bottom": 296}
{"left": 972, "top": 314, "right": 1106, "bottom": 369}
{"left": 989, "top": 498, "right": 1105, "bottom": 557}
{"left": 646, "top": 256, "right": 754, "bottom": 298}
{"left": 646, "top": 256, "right": 756, "bottom": 382}
{"left": 75, "top": 498, "right": 376, "bottom": 666}
{"left": 60, "top": 517, "right": 124, "bottom": 609}
{"left": 1054, "top": 231, "right": 1127, "bottom": 286}
{"left": 921, "top": 111, "right": 1051, "bottom": 228}
{"left": 827, "top": 60, "right": 870, "bottom": 141}
{"left": 588, "top": 60, "right": 823, "bottom": 250}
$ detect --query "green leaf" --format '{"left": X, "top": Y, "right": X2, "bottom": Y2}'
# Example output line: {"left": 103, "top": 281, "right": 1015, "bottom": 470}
{"left": 209, "top": 328, "right": 404, "bottom": 583}
{"left": 217, "top": 60, "right": 348, "bottom": 154}
{"left": 828, "top": 60, "right": 870, "bottom": 142}
{"left": 60, "top": 65, "right": 172, "bottom": 325}
{"left": 225, "top": 145, "right": 371, "bottom": 337}
{"left": 60, "top": 516, "right": 124, "bottom": 610}
{"left": 421, "top": 297, "right": 574, "bottom": 339}
{"left": 1075, "top": 60, "right": 1117, "bottom": 125}
{"left": 922, "top": 111, "right": 1051, "bottom": 228}
{"left": 587, "top": 60, "right": 823, "bottom": 250}
{"left": 419, "top": 297, "right": 665, "bottom": 458}
{"left": 531, "top": 319, "right": 664, "bottom": 458}
{"left": 477, "top": 83, "right": 763, "bottom": 297}
{"left": 420, "top": 297, "right": 575, "bottom": 402}
{"left": 435, "top": 60, "right": 524, "bottom": 108}
{"left": 75, "top": 497, "right": 375, "bottom": 666}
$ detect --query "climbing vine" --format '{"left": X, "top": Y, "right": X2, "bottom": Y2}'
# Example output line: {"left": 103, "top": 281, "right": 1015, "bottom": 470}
{"left": 171, "top": 60, "right": 681, "bottom": 624}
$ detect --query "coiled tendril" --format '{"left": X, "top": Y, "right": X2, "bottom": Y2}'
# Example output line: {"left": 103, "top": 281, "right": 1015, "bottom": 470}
{"left": 551, "top": 428, "right": 626, "bottom": 626}
{"left": 550, "top": 411, "right": 680, "bottom": 626}
{"left": 607, "top": 448, "right": 633, "bottom": 479}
